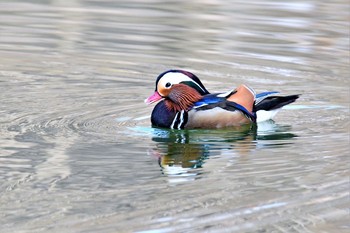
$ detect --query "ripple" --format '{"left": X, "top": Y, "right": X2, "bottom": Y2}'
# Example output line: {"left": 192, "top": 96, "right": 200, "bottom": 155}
{"left": 1, "top": 0, "right": 348, "bottom": 232}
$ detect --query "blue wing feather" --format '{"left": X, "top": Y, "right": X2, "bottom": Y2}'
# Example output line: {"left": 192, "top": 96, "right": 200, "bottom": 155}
{"left": 256, "top": 91, "right": 279, "bottom": 98}
{"left": 193, "top": 93, "right": 256, "bottom": 121}
{"left": 255, "top": 91, "right": 280, "bottom": 104}
{"left": 194, "top": 91, "right": 281, "bottom": 109}
{"left": 193, "top": 94, "right": 225, "bottom": 108}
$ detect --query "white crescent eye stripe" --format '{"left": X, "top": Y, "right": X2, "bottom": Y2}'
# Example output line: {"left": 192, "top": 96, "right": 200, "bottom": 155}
{"left": 158, "top": 72, "right": 206, "bottom": 93}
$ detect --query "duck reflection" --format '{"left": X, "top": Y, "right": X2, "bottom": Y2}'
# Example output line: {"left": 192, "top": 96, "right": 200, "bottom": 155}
{"left": 149, "top": 120, "right": 297, "bottom": 181}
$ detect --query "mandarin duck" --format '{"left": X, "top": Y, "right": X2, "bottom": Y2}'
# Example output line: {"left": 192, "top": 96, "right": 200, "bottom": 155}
{"left": 145, "top": 70, "right": 299, "bottom": 129}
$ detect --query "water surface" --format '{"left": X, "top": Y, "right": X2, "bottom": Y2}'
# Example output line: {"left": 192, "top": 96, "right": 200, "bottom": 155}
{"left": 0, "top": 0, "right": 349, "bottom": 232}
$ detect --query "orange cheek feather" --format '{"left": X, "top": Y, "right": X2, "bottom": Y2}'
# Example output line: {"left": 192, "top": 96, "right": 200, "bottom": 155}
{"left": 165, "top": 84, "right": 202, "bottom": 112}
{"left": 157, "top": 86, "right": 170, "bottom": 97}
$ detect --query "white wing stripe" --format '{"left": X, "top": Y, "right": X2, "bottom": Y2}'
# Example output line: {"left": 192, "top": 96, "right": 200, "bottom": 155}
{"left": 170, "top": 112, "right": 179, "bottom": 129}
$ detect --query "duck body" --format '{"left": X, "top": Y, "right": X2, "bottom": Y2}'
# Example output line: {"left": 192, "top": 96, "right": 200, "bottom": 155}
{"left": 146, "top": 70, "right": 299, "bottom": 129}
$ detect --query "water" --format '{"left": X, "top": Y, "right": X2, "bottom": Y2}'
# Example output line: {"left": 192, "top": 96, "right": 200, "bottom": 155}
{"left": 0, "top": 0, "right": 349, "bottom": 232}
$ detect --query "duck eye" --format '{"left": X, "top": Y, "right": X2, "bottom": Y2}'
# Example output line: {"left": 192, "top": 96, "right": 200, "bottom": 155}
{"left": 165, "top": 82, "right": 171, "bottom": 88}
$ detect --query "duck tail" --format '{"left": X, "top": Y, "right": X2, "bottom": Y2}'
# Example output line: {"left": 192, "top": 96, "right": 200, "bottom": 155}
{"left": 254, "top": 94, "right": 300, "bottom": 112}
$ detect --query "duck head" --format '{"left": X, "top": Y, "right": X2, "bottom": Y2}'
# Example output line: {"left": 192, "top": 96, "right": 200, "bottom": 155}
{"left": 145, "top": 70, "right": 210, "bottom": 112}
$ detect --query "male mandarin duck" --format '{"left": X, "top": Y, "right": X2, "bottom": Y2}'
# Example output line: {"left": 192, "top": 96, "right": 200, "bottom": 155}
{"left": 145, "top": 69, "right": 299, "bottom": 129}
